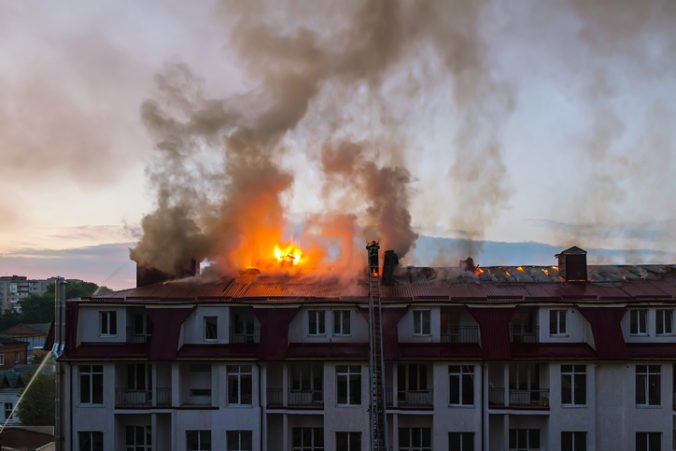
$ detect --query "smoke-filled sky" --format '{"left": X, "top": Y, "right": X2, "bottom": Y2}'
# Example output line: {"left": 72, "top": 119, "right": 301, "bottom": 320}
{"left": 1, "top": 0, "right": 675, "bottom": 288}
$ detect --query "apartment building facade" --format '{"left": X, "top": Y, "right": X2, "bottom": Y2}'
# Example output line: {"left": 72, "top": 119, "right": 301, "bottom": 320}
{"left": 0, "top": 275, "right": 55, "bottom": 312}
{"left": 53, "top": 260, "right": 676, "bottom": 451}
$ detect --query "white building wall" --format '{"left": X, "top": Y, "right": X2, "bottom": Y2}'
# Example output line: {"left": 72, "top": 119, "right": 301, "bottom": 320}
{"left": 182, "top": 306, "right": 231, "bottom": 344}
{"left": 397, "top": 307, "right": 440, "bottom": 343}
{"left": 538, "top": 307, "right": 590, "bottom": 343}
{"left": 288, "top": 307, "right": 368, "bottom": 343}
{"left": 78, "top": 306, "right": 127, "bottom": 343}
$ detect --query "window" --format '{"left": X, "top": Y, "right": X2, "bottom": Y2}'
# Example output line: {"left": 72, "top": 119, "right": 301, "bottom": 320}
{"left": 291, "top": 363, "right": 323, "bottom": 404}
{"left": 449, "top": 432, "right": 474, "bottom": 451}
{"left": 636, "top": 432, "right": 660, "bottom": 451}
{"left": 334, "top": 310, "right": 351, "bottom": 336}
{"left": 292, "top": 427, "right": 324, "bottom": 451}
{"left": 336, "top": 365, "right": 361, "bottom": 405}
{"left": 3, "top": 402, "right": 12, "bottom": 420}
{"left": 399, "top": 363, "right": 429, "bottom": 393}
{"left": 549, "top": 309, "right": 567, "bottom": 336}
{"left": 636, "top": 365, "right": 660, "bottom": 406}
{"left": 204, "top": 316, "right": 218, "bottom": 340}
{"left": 562, "top": 431, "right": 586, "bottom": 451}
{"left": 227, "top": 365, "right": 252, "bottom": 405}
{"left": 127, "top": 364, "right": 151, "bottom": 392}
{"left": 99, "top": 311, "right": 117, "bottom": 336}
{"left": 79, "top": 431, "right": 103, "bottom": 451}
{"left": 14, "top": 352, "right": 20, "bottom": 363}
{"left": 399, "top": 427, "right": 432, "bottom": 451}
{"left": 448, "top": 365, "right": 474, "bottom": 405}
{"left": 413, "top": 310, "right": 431, "bottom": 336}
{"left": 187, "top": 430, "right": 211, "bottom": 451}
{"left": 561, "top": 365, "right": 586, "bottom": 405}
{"left": 190, "top": 388, "right": 211, "bottom": 397}
{"left": 308, "top": 310, "right": 326, "bottom": 335}
{"left": 227, "top": 431, "right": 253, "bottom": 451}
{"left": 80, "top": 365, "right": 103, "bottom": 405}
{"left": 656, "top": 309, "right": 673, "bottom": 335}
{"left": 232, "top": 309, "right": 255, "bottom": 342}
{"left": 0, "top": 353, "right": 4, "bottom": 366}
{"left": 125, "top": 425, "right": 151, "bottom": 451}
{"left": 509, "top": 429, "right": 540, "bottom": 451}
{"left": 630, "top": 309, "right": 647, "bottom": 335}
{"left": 336, "top": 432, "right": 361, "bottom": 451}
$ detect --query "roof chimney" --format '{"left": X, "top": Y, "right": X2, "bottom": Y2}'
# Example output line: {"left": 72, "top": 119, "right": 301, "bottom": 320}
{"left": 382, "top": 250, "right": 399, "bottom": 286}
{"left": 136, "top": 258, "right": 200, "bottom": 288}
{"left": 555, "top": 246, "right": 587, "bottom": 282}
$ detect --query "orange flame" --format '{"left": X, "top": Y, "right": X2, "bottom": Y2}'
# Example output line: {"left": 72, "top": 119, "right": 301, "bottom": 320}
{"left": 542, "top": 268, "right": 549, "bottom": 276}
{"left": 273, "top": 242, "right": 305, "bottom": 267}
{"left": 516, "top": 266, "right": 524, "bottom": 272}
{"left": 474, "top": 267, "right": 484, "bottom": 275}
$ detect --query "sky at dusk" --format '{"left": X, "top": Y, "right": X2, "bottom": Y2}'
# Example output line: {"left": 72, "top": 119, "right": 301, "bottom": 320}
{"left": 1, "top": 1, "right": 675, "bottom": 289}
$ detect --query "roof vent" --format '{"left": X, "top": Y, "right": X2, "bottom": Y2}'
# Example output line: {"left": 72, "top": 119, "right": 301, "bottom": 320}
{"left": 555, "top": 246, "right": 587, "bottom": 282}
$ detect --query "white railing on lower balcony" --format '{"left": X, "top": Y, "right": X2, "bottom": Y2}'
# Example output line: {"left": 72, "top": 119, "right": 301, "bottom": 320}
{"left": 489, "top": 387, "right": 549, "bottom": 408}
{"left": 397, "top": 389, "right": 434, "bottom": 407}
{"left": 116, "top": 388, "right": 171, "bottom": 407}
{"left": 126, "top": 331, "right": 151, "bottom": 343}
{"left": 266, "top": 388, "right": 323, "bottom": 407}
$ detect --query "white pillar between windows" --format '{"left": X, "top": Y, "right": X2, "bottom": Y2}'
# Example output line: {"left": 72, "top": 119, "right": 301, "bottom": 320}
{"left": 151, "top": 413, "right": 158, "bottom": 451}
{"left": 503, "top": 414, "right": 509, "bottom": 451}
{"left": 392, "top": 362, "right": 398, "bottom": 408}
{"left": 282, "top": 413, "right": 289, "bottom": 451}
{"left": 171, "top": 363, "right": 180, "bottom": 406}
{"left": 151, "top": 364, "right": 158, "bottom": 408}
{"left": 261, "top": 364, "right": 268, "bottom": 451}
{"left": 392, "top": 412, "right": 399, "bottom": 451}
{"left": 483, "top": 364, "right": 490, "bottom": 451}
{"left": 282, "top": 363, "right": 288, "bottom": 406}
{"left": 503, "top": 364, "right": 509, "bottom": 407}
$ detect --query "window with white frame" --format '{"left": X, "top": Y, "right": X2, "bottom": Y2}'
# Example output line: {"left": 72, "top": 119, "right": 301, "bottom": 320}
{"left": 636, "top": 365, "right": 660, "bottom": 406}
{"left": 125, "top": 425, "right": 151, "bottom": 451}
{"left": 291, "top": 363, "right": 323, "bottom": 403}
{"left": 448, "top": 365, "right": 474, "bottom": 405}
{"left": 79, "top": 365, "right": 103, "bottom": 405}
{"left": 78, "top": 431, "right": 103, "bottom": 451}
{"left": 399, "top": 427, "right": 432, "bottom": 451}
{"left": 561, "top": 431, "right": 586, "bottom": 451}
{"left": 334, "top": 310, "right": 351, "bottom": 336}
{"left": 3, "top": 402, "right": 11, "bottom": 420}
{"left": 336, "top": 432, "right": 361, "bottom": 451}
{"left": 292, "top": 427, "right": 324, "bottom": 451}
{"left": 127, "top": 363, "right": 151, "bottom": 392}
{"left": 549, "top": 309, "right": 567, "bottom": 336}
{"left": 227, "top": 364, "right": 252, "bottom": 405}
{"left": 186, "top": 430, "right": 211, "bottom": 451}
{"left": 99, "top": 311, "right": 117, "bottom": 336}
{"left": 449, "top": 432, "right": 474, "bottom": 451}
{"left": 561, "top": 365, "right": 586, "bottom": 406}
{"left": 656, "top": 309, "right": 673, "bottom": 335}
{"left": 635, "top": 432, "right": 660, "bottom": 451}
{"left": 413, "top": 310, "right": 431, "bottom": 336}
{"left": 336, "top": 365, "right": 361, "bottom": 405}
{"left": 227, "top": 430, "right": 253, "bottom": 451}
{"left": 509, "top": 429, "right": 540, "bottom": 451}
{"left": 630, "top": 309, "right": 648, "bottom": 335}
{"left": 204, "top": 316, "right": 218, "bottom": 340}
{"left": 308, "top": 310, "right": 326, "bottom": 336}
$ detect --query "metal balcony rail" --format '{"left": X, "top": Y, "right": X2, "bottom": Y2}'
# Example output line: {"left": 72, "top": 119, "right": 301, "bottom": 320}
{"left": 265, "top": 388, "right": 323, "bottom": 407}
{"left": 116, "top": 389, "right": 152, "bottom": 406}
{"left": 126, "top": 330, "right": 151, "bottom": 343}
{"left": 489, "top": 387, "right": 549, "bottom": 408}
{"left": 509, "top": 325, "right": 539, "bottom": 343}
{"left": 397, "top": 389, "right": 434, "bottom": 407}
{"left": 230, "top": 330, "right": 260, "bottom": 344}
{"left": 156, "top": 387, "right": 171, "bottom": 406}
{"left": 441, "top": 326, "right": 480, "bottom": 343}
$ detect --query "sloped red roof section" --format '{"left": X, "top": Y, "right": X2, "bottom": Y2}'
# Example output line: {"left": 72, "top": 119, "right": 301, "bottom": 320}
{"left": 468, "top": 307, "right": 514, "bottom": 360}
{"left": 147, "top": 307, "right": 194, "bottom": 360}
{"left": 253, "top": 307, "right": 299, "bottom": 360}
{"left": 578, "top": 307, "right": 627, "bottom": 360}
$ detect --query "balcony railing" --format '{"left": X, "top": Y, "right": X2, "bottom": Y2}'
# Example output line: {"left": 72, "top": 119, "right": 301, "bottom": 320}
{"left": 397, "top": 389, "right": 433, "bottom": 407}
{"left": 116, "top": 388, "right": 171, "bottom": 407}
{"left": 509, "top": 325, "right": 539, "bottom": 343}
{"left": 126, "top": 331, "right": 151, "bottom": 343}
{"left": 489, "top": 387, "right": 549, "bottom": 408}
{"left": 266, "top": 388, "right": 323, "bottom": 407}
{"left": 441, "top": 326, "right": 480, "bottom": 344}
{"left": 230, "top": 330, "right": 260, "bottom": 344}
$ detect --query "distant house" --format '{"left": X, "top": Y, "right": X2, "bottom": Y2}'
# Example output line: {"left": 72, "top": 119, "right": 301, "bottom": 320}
{"left": 0, "top": 363, "right": 39, "bottom": 426}
{"left": 0, "top": 338, "right": 28, "bottom": 370}
{"left": 0, "top": 323, "right": 50, "bottom": 355}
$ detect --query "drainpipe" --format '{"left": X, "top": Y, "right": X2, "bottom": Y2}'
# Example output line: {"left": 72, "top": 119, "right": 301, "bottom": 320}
{"left": 256, "top": 361, "right": 264, "bottom": 451}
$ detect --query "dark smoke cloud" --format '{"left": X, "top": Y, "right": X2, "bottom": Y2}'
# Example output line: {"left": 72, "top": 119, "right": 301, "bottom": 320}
{"left": 133, "top": 0, "right": 515, "bottom": 274}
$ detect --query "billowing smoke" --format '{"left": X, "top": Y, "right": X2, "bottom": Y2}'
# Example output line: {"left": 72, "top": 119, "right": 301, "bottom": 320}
{"left": 132, "top": 0, "right": 515, "bottom": 275}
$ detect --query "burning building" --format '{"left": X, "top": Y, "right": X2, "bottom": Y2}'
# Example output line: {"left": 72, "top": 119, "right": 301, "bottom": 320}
{"left": 50, "top": 244, "right": 676, "bottom": 451}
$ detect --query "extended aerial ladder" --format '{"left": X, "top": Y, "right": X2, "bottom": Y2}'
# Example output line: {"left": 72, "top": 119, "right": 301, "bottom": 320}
{"left": 366, "top": 242, "right": 389, "bottom": 451}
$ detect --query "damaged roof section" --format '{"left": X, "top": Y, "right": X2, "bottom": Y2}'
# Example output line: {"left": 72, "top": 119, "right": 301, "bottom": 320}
{"left": 80, "top": 264, "right": 676, "bottom": 304}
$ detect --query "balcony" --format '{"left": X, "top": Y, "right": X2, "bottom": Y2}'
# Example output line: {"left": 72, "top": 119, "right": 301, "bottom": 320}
{"left": 489, "top": 387, "right": 549, "bottom": 408}
{"left": 397, "top": 389, "right": 434, "bottom": 408}
{"left": 266, "top": 388, "right": 323, "bottom": 408}
{"left": 230, "top": 329, "right": 260, "bottom": 344}
{"left": 126, "top": 331, "right": 151, "bottom": 343}
{"left": 115, "top": 388, "right": 171, "bottom": 407}
{"left": 509, "top": 325, "right": 539, "bottom": 343}
{"left": 441, "top": 326, "right": 480, "bottom": 344}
